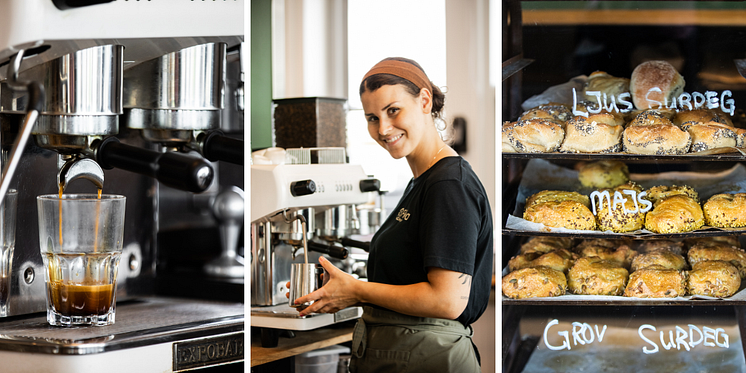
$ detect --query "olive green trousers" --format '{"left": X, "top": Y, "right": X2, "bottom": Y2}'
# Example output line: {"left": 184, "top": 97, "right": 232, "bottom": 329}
{"left": 349, "top": 306, "right": 480, "bottom": 373}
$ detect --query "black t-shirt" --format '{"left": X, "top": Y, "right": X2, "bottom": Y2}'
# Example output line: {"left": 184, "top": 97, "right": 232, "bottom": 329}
{"left": 367, "top": 156, "right": 494, "bottom": 326}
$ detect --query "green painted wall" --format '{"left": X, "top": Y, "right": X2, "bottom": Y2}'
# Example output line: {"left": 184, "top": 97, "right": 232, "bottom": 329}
{"left": 251, "top": 0, "right": 273, "bottom": 151}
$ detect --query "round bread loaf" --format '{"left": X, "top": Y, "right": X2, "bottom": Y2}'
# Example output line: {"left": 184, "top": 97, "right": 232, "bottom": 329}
{"left": 623, "top": 264, "right": 688, "bottom": 298}
{"left": 505, "top": 118, "right": 565, "bottom": 153}
{"left": 703, "top": 193, "right": 746, "bottom": 228}
{"left": 736, "top": 128, "right": 746, "bottom": 148}
{"left": 577, "top": 244, "right": 638, "bottom": 269}
{"left": 559, "top": 113, "right": 624, "bottom": 153}
{"left": 644, "top": 195, "right": 704, "bottom": 234}
{"left": 578, "top": 160, "right": 630, "bottom": 189}
{"left": 630, "top": 60, "right": 685, "bottom": 110}
{"left": 523, "top": 201, "right": 597, "bottom": 231}
{"left": 567, "top": 257, "right": 629, "bottom": 296}
{"left": 519, "top": 236, "right": 575, "bottom": 254}
{"left": 687, "top": 261, "right": 741, "bottom": 298}
{"left": 502, "top": 267, "right": 567, "bottom": 299}
{"left": 526, "top": 190, "right": 590, "bottom": 208}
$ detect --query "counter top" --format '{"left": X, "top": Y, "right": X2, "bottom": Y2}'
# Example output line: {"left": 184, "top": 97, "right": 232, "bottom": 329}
{"left": 251, "top": 324, "right": 354, "bottom": 367}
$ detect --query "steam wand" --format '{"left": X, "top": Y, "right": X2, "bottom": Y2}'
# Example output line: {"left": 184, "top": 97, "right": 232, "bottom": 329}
{"left": 0, "top": 50, "right": 44, "bottom": 202}
{"left": 283, "top": 211, "right": 309, "bottom": 264}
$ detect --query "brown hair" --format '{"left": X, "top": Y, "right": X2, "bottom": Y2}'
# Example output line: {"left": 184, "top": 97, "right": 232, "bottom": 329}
{"left": 359, "top": 57, "right": 446, "bottom": 123}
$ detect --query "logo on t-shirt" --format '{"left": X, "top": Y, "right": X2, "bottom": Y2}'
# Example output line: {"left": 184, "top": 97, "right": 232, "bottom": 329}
{"left": 396, "top": 208, "right": 410, "bottom": 222}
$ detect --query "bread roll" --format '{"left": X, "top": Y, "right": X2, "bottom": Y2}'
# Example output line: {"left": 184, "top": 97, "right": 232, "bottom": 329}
{"left": 685, "top": 121, "right": 737, "bottom": 152}
{"left": 567, "top": 257, "right": 629, "bottom": 296}
{"left": 645, "top": 185, "right": 698, "bottom": 205}
{"left": 630, "top": 251, "right": 687, "bottom": 272}
{"left": 623, "top": 116, "right": 692, "bottom": 155}
{"left": 623, "top": 265, "right": 688, "bottom": 298}
{"left": 688, "top": 242, "right": 746, "bottom": 277}
{"left": 644, "top": 195, "right": 704, "bottom": 234}
{"left": 559, "top": 113, "right": 624, "bottom": 153}
{"left": 578, "top": 160, "right": 630, "bottom": 189}
{"left": 736, "top": 128, "right": 746, "bottom": 148}
{"left": 595, "top": 183, "right": 646, "bottom": 233}
{"left": 703, "top": 193, "right": 746, "bottom": 228}
{"left": 519, "top": 103, "right": 573, "bottom": 125}
{"left": 687, "top": 261, "right": 741, "bottom": 298}
{"left": 630, "top": 60, "right": 685, "bottom": 110}
{"left": 523, "top": 191, "right": 595, "bottom": 231}
{"left": 502, "top": 267, "right": 567, "bottom": 299}
{"left": 636, "top": 240, "right": 685, "bottom": 255}
{"left": 519, "top": 236, "right": 575, "bottom": 254}
{"left": 582, "top": 71, "right": 631, "bottom": 103}
{"left": 508, "top": 249, "right": 577, "bottom": 274}
{"left": 502, "top": 121, "right": 518, "bottom": 153}
{"left": 578, "top": 244, "right": 638, "bottom": 269}
{"left": 672, "top": 109, "right": 726, "bottom": 128}
{"left": 504, "top": 118, "right": 565, "bottom": 153}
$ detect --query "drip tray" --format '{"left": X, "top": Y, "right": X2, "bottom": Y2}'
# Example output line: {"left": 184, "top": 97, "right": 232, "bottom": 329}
{"left": 251, "top": 305, "right": 362, "bottom": 331}
{"left": 0, "top": 297, "right": 244, "bottom": 373}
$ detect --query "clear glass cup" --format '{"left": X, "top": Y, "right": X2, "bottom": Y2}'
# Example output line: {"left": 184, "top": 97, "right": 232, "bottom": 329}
{"left": 0, "top": 190, "right": 17, "bottom": 317}
{"left": 37, "top": 194, "right": 126, "bottom": 326}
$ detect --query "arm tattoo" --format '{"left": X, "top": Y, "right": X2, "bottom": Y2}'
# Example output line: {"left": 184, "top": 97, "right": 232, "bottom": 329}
{"left": 458, "top": 273, "right": 472, "bottom": 286}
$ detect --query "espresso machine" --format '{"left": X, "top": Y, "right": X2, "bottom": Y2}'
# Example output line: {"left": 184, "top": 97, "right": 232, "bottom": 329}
{"left": 0, "top": 1, "right": 244, "bottom": 372}
{"left": 250, "top": 147, "right": 379, "bottom": 347}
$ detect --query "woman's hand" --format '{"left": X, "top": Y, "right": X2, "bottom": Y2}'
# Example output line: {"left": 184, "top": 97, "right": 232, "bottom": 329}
{"left": 290, "top": 257, "right": 361, "bottom": 316}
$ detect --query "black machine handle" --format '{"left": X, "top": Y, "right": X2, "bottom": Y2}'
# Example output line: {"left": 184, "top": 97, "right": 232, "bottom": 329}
{"left": 339, "top": 238, "right": 371, "bottom": 252}
{"left": 199, "top": 130, "right": 244, "bottom": 165}
{"left": 95, "top": 137, "right": 214, "bottom": 193}
{"left": 308, "top": 241, "right": 349, "bottom": 260}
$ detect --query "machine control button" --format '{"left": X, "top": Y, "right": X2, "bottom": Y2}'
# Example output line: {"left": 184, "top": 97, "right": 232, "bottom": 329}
{"left": 23, "top": 267, "right": 35, "bottom": 284}
{"left": 290, "top": 180, "right": 316, "bottom": 196}
{"left": 360, "top": 179, "right": 381, "bottom": 192}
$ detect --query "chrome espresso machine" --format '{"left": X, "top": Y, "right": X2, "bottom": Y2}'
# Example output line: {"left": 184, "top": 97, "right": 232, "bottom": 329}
{"left": 250, "top": 147, "right": 379, "bottom": 347}
{"left": 0, "top": 1, "right": 245, "bottom": 372}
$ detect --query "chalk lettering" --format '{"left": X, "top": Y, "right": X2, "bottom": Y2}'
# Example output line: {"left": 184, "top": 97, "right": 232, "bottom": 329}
{"left": 595, "top": 324, "right": 607, "bottom": 342}
{"left": 660, "top": 330, "right": 676, "bottom": 351}
{"left": 622, "top": 189, "right": 640, "bottom": 214}
{"left": 639, "top": 324, "right": 659, "bottom": 354}
{"left": 675, "top": 326, "right": 690, "bottom": 351}
{"left": 572, "top": 87, "right": 736, "bottom": 116}
{"left": 590, "top": 190, "right": 611, "bottom": 216}
{"left": 612, "top": 191, "right": 628, "bottom": 213}
{"left": 679, "top": 93, "right": 693, "bottom": 111}
{"left": 689, "top": 324, "right": 703, "bottom": 348}
{"left": 645, "top": 87, "right": 663, "bottom": 109}
{"left": 638, "top": 192, "right": 652, "bottom": 213}
{"left": 572, "top": 322, "right": 595, "bottom": 345}
{"left": 544, "top": 319, "right": 571, "bottom": 351}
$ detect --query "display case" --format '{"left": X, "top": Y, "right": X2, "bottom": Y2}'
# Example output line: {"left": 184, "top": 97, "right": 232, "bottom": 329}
{"left": 502, "top": 2, "right": 746, "bottom": 372}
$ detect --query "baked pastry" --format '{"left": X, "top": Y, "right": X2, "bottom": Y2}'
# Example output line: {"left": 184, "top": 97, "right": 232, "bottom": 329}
{"left": 644, "top": 185, "right": 698, "bottom": 205}
{"left": 630, "top": 60, "right": 685, "bottom": 110}
{"left": 519, "top": 236, "right": 575, "bottom": 254}
{"left": 644, "top": 195, "right": 704, "bottom": 234}
{"left": 703, "top": 193, "right": 746, "bottom": 228}
{"left": 508, "top": 249, "right": 576, "bottom": 274}
{"left": 685, "top": 236, "right": 741, "bottom": 250}
{"left": 687, "top": 261, "right": 741, "bottom": 298}
{"left": 673, "top": 109, "right": 728, "bottom": 128}
{"left": 636, "top": 240, "right": 685, "bottom": 255}
{"left": 523, "top": 191, "right": 596, "bottom": 231}
{"left": 595, "top": 182, "right": 646, "bottom": 233}
{"left": 688, "top": 242, "right": 746, "bottom": 277}
{"left": 578, "top": 160, "right": 630, "bottom": 189}
{"left": 578, "top": 244, "right": 638, "bottom": 269}
{"left": 624, "top": 265, "right": 688, "bottom": 298}
{"left": 574, "top": 238, "right": 627, "bottom": 252}
{"left": 501, "top": 267, "right": 567, "bottom": 299}
{"left": 502, "top": 121, "right": 518, "bottom": 153}
{"left": 736, "top": 128, "right": 746, "bottom": 148}
{"left": 582, "top": 71, "right": 631, "bottom": 104}
{"left": 519, "top": 103, "right": 573, "bottom": 125}
{"left": 630, "top": 251, "right": 687, "bottom": 272}
{"left": 684, "top": 121, "right": 737, "bottom": 152}
{"left": 623, "top": 111, "right": 691, "bottom": 154}
{"left": 567, "top": 257, "right": 629, "bottom": 296}
{"left": 526, "top": 190, "right": 590, "bottom": 208}
{"left": 504, "top": 118, "right": 565, "bottom": 153}
{"left": 559, "top": 113, "right": 624, "bottom": 153}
